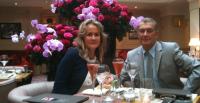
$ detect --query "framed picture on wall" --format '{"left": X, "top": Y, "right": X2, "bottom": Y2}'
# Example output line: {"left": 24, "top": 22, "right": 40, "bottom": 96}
{"left": 41, "top": 16, "right": 57, "bottom": 24}
{"left": 128, "top": 29, "right": 138, "bottom": 40}
{"left": 0, "top": 23, "right": 22, "bottom": 39}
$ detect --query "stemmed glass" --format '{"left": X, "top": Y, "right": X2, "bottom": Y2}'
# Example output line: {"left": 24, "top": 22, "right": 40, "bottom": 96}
{"left": 112, "top": 58, "right": 124, "bottom": 89}
{"left": 111, "top": 58, "right": 124, "bottom": 102}
{"left": 126, "top": 62, "right": 139, "bottom": 90}
{"left": 87, "top": 63, "right": 98, "bottom": 91}
{"left": 0, "top": 55, "right": 9, "bottom": 74}
{"left": 122, "top": 62, "right": 139, "bottom": 102}
{"left": 1, "top": 61, "right": 8, "bottom": 67}
{"left": 96, "top": 64, "right": 110, "bottom": 96}
{"left": 87, "top": 62, "right": 99, "bottom": 103}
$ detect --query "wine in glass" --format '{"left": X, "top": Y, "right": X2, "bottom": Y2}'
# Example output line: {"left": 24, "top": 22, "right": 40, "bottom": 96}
{"left": 112, "top": 58, "right": 124, "bottom": 87}
{"left": 86, "top": 62, "right": 99, "bottom": 103}
{"left": 87, "top": 63, "right": 99, "bottom": 91}
{"left": 111, "top": 58, "right": 124, "bottom": 102}
{"left": 126, "top": 62, "right": 139, "bottom": 90}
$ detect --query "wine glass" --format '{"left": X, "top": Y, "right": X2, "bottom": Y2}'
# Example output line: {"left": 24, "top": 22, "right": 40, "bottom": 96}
{"left": 96, "top": 64, "right": 110, "bottom": 96}
{"left": 111, "top": 58, "right": 124, "bottom": 102}
{"left": 126, "top": 62, "right": 139, "bottom": 90}
{"left": 0, "top": 55, "right": 9, "bottom": 74}
{"left": 1, "top": 60, "right": 8, "bottom": 67}
{"left": 112, "top": 58, "right": 124, "bottom": 88}
{"left": 87, "top": 63, "right": 98, "bottom": 91}
{"left": 86, "top": 62, "right": 99, "bottom": 103}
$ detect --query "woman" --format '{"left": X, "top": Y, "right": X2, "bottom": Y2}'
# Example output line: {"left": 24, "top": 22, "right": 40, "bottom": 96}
{"left": 52, "top": 19, "right": 107, "bottom": 95}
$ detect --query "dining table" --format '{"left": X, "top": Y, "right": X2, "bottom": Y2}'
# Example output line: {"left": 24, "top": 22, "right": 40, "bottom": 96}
{"left": 22, "top": 87, "right": 199, "bottom": 103}
{"left": 76, "top": 87, "right": 199, "bottom": 103}
{"left": 0, "top": 66, "right": 32, "bottom": 86}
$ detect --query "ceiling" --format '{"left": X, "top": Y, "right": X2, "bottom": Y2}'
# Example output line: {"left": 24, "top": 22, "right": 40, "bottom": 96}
{"left": 0, "top": 0, "right": 189, "bottom": 10}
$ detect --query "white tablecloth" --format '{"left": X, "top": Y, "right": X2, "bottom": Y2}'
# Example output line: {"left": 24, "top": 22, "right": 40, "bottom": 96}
{"left": 0, "top": 66, "right": 24, "bottom": 71}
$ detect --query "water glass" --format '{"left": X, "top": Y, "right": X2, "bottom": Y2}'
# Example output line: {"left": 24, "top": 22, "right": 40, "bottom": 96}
{"left": 126, "top": 62, "right": 139, "bottom": 90}
{"left": 96, "top": 64, "right": 110, "bottom": 96}
{"left": 138, "top": 88, "right": 153, "bottom": 103}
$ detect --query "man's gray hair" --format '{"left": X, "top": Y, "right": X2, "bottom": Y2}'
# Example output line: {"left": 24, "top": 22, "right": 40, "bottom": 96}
{"left": 138, "top": 17, "right": 157, "bottom": 29}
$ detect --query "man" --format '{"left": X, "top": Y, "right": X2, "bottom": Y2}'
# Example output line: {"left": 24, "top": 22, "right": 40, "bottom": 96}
{"left": 120, "top": 17, "right": 200, "bottom": 93}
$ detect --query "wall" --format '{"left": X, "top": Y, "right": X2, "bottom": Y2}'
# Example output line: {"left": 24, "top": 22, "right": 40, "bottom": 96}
{"left": 160, "top": 2, "right": 190, "bottom": 49}
{"left": 117, "top": 3, "right": 190, "bottom": 50}
{"left": 0, "top": 7, "right": 56, "bottom": 50}
{"left": 189, "top": 0, "right": 199, "bottom": 39}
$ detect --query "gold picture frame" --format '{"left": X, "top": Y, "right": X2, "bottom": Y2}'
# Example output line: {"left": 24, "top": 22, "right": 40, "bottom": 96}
{"left": 128, "top": 29, "right": 138, "bottom": 40}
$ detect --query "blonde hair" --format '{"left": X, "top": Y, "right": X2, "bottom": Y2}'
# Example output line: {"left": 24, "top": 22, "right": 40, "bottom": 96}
{"left": 75, "top": 19, "right": 107, "bottom": 63}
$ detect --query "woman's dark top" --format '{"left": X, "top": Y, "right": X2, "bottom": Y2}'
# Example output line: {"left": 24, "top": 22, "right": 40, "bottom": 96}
{"left": 52, "top": 47, "right": 88, "bottom": 95}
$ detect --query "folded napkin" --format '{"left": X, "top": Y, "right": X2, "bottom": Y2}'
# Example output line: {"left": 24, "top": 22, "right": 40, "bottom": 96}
{"left": 0, "top": 73, "right": 16, "bottom": 79}
{"left": 0, "top": 66, "right": 25, "bottom": 73}
{"left": 82, "top": 88, "right": 109, "bottom": 96}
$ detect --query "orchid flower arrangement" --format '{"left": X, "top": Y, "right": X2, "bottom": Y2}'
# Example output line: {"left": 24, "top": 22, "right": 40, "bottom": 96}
{"left": 11, "top": 20, "right": 78, "bottom": 65}
{"left": 51, "top": 0, "right": 131, "bottom": 40}
{"left": 129, "top": 16, "right": 144, "bottom": 29}
{"left": 11, "top": 0, "right": 143, "bottom": 65}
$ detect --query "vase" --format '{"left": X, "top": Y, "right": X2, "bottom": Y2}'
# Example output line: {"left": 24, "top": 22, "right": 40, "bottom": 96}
{"left": 46, "top": 52, "right": 64, "bottom": 81}
{"left": 33, "top": 64, "right": 46, "bottom": 75}
{"left": 103, "top": 35, "right": 116, "bottom": 74}
{"left": 46, "top": 62, "right": 58, "bottom": 81}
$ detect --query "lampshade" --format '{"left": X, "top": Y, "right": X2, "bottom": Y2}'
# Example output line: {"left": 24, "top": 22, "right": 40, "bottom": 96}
{"left": 189, "top": 38, "right": 200, "bottom": 46}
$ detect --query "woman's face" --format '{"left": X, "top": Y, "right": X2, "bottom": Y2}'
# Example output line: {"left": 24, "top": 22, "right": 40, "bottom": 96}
{"left": 84, "top": 24, "right": 101, "bottom": 51}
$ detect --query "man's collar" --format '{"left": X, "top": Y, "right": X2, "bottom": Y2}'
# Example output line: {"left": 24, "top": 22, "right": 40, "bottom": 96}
{"left": 142, "top": 42, "right": 157, "bottom": 58}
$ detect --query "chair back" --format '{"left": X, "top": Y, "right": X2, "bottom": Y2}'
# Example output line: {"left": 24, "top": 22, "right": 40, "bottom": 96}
{"left": 0, "top": 78, "right": 16, "bottom": 103}
{"left": 8, "top": 81, "right": 54, "bottom": 103}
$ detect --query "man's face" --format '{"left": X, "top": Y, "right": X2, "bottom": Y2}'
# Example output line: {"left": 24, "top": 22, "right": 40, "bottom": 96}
{"left": 137, "top": 23, "right": 158, "bottom": 50}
